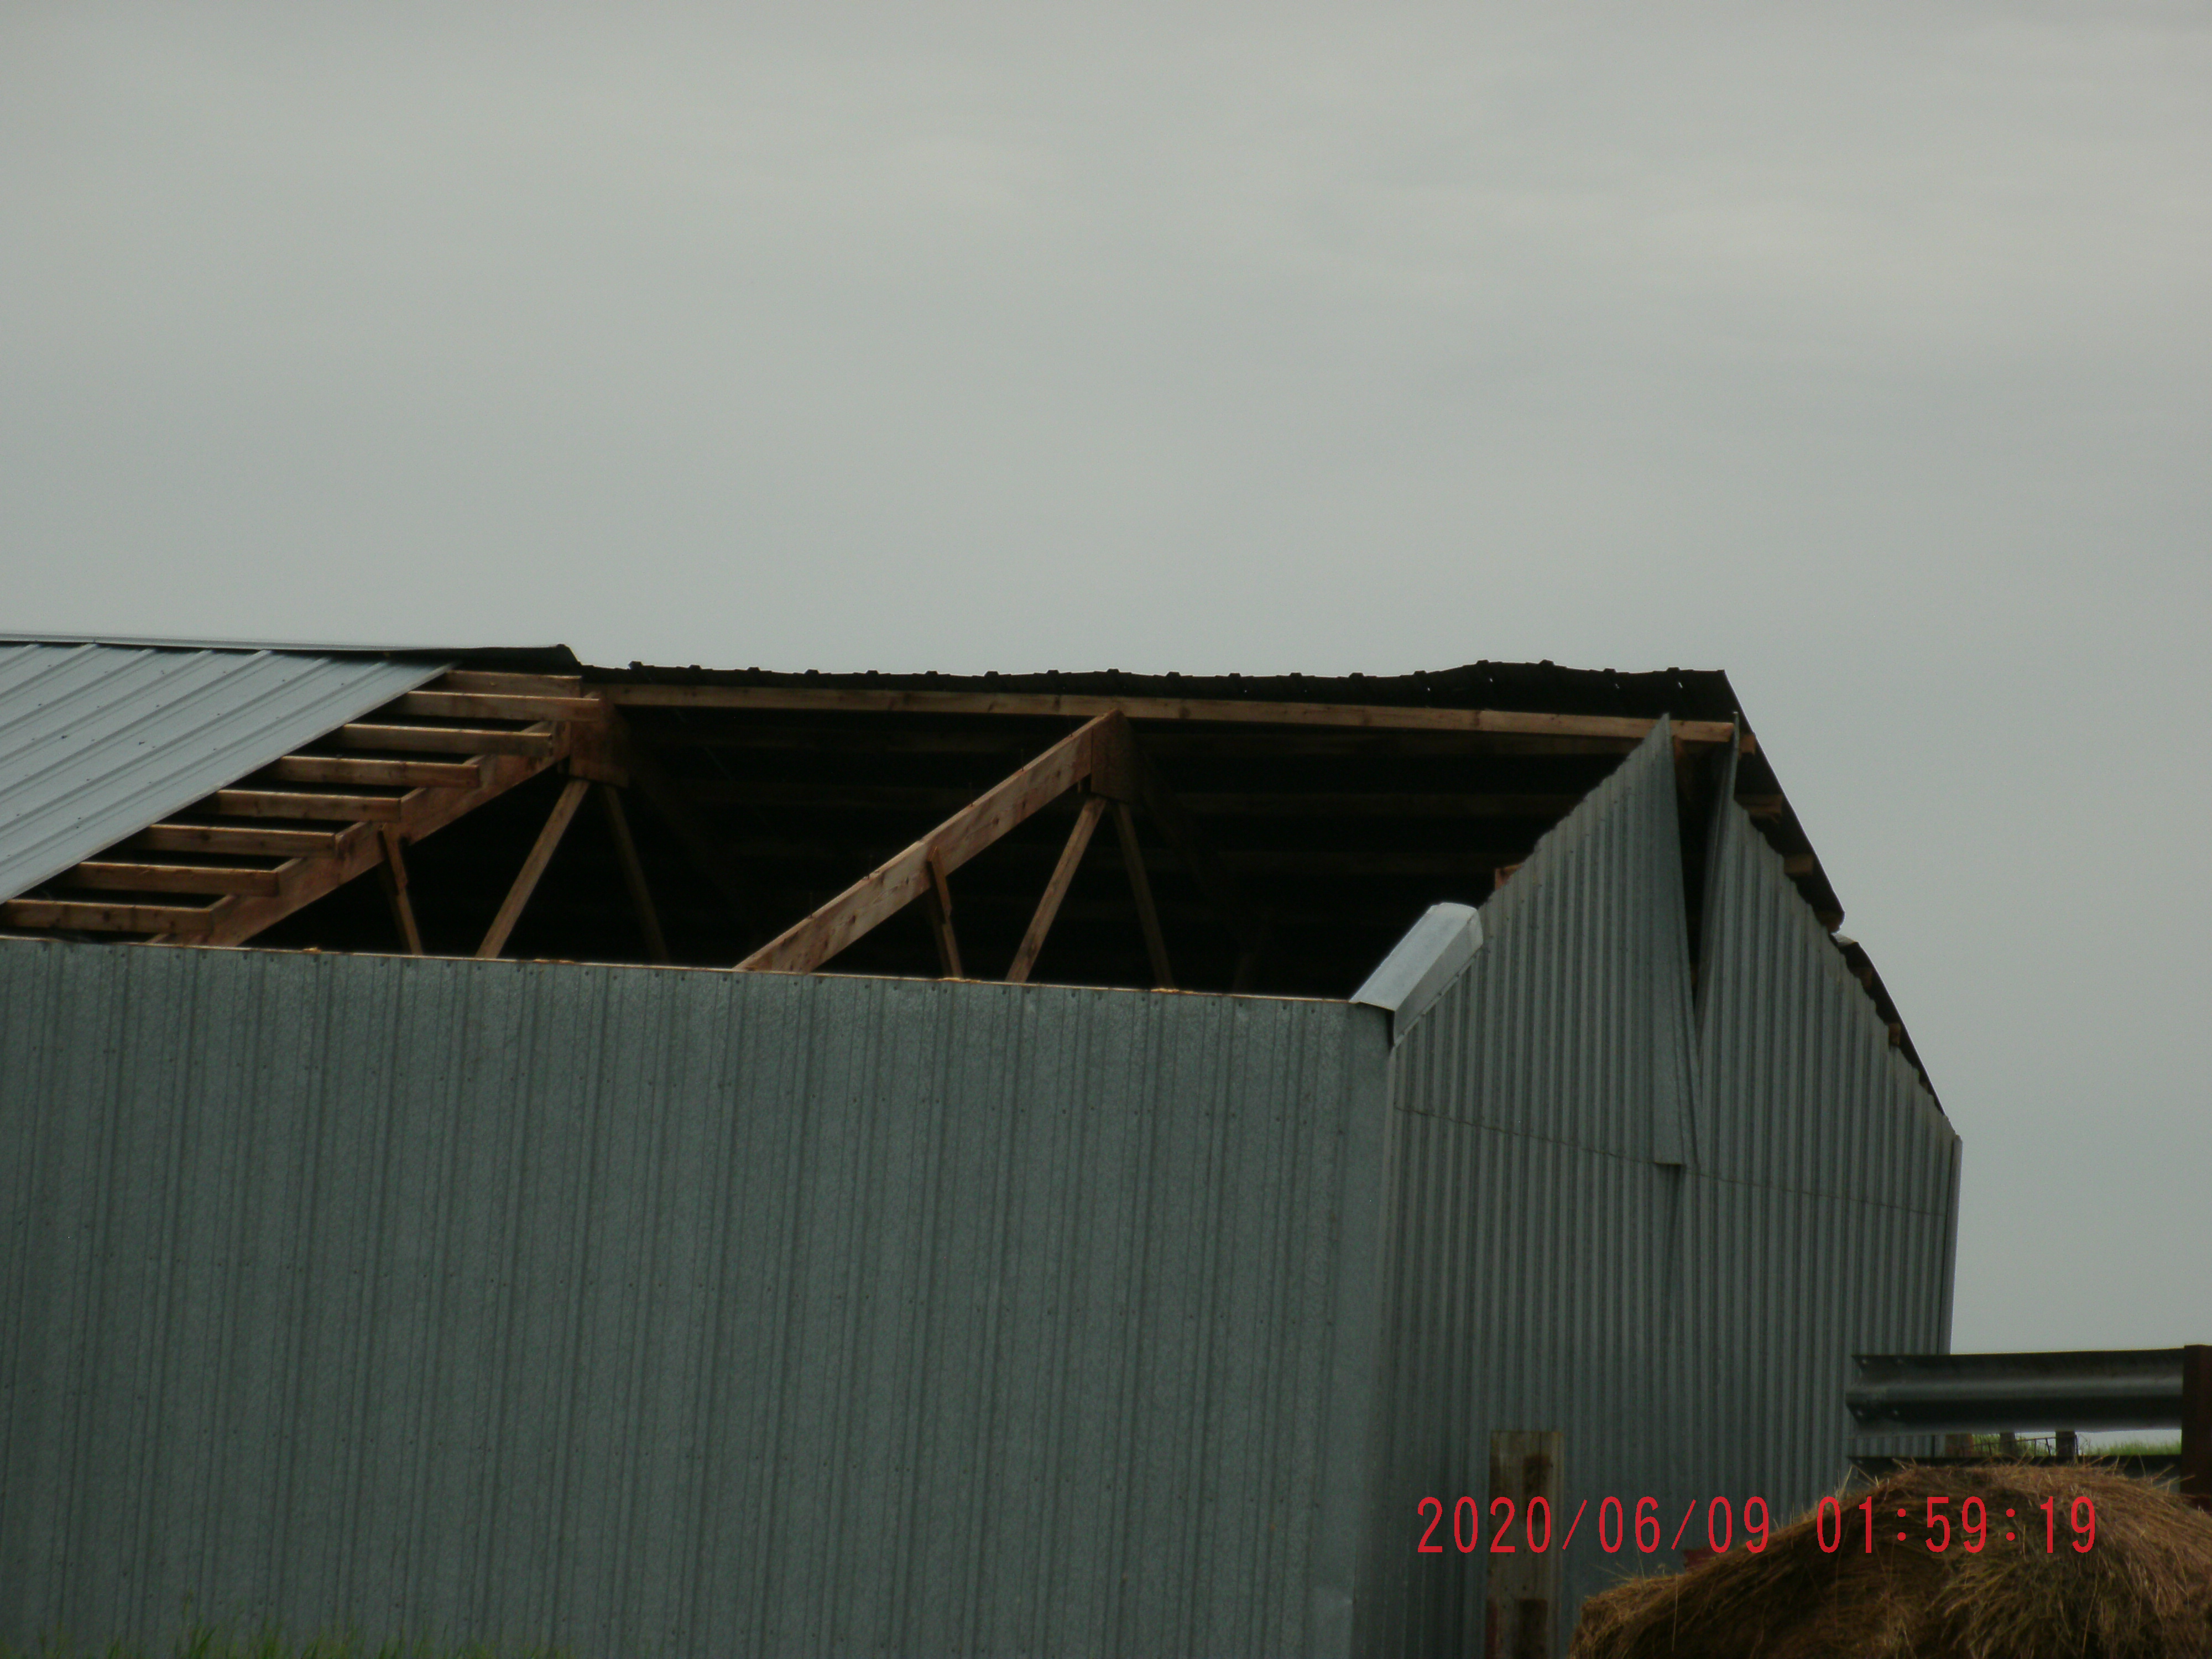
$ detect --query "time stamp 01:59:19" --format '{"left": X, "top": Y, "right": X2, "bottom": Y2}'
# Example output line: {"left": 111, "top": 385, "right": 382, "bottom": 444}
{"left": 1416, "top": 1491, "right": 2101, "bottom": 1557}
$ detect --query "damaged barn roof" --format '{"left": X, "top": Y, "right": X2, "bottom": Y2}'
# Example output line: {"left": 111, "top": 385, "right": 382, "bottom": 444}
{"left": 0, "top": 639, "right": 1932, "bottom": 1098}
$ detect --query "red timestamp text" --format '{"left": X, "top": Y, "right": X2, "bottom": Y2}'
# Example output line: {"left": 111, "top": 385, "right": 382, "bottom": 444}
{"left": 1812, "top": 1493, "right": 2099, "bottom": 1554}
{"left": 1415, "top": 1492, "right": 2103, "bottom": 1556}
{"left": 1415, "top": 1494, "right": 1775, "bottom": 1557}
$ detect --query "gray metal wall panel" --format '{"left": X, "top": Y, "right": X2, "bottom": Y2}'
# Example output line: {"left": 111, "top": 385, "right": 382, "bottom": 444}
{"left": 0, "top": 940, "right": 1388, "bottom": 1656}
{"left": 0, "top": 642, "right": 444, "bottom": 898}
{"left": 1674, "top": 794, "right": 1957, "bottom": 1503}
{"left": 1360, "top": 725, "right": 1960, "bottom": 1654}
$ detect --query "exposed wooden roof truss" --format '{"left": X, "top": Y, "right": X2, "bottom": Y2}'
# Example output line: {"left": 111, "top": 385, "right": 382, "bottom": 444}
{"left": 1, "top": 671, "right": 603, "bottom": 949}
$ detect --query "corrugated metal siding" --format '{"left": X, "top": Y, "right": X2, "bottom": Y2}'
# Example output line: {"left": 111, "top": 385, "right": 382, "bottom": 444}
{"left": 1672, "top": 787, "right": 1959, "bottom": 1515}
{"left": 0, "top": 941, "right": 1389, "bottom": 1656}
{"left": 1359, "top": 723, "right": 1959, "bottom": 1654}
{"left": 0, "top": 642, "right": 444, "bottom": 899}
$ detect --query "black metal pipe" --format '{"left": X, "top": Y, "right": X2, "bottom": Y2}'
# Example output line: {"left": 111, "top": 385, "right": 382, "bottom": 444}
{"left": 1847, "top": 1349, "right": 2186, "bottom": 1433}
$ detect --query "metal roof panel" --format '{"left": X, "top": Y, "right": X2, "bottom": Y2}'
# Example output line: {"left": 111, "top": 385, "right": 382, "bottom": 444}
{"left": 0, "top": 643, "right": 447, "bottom": 900}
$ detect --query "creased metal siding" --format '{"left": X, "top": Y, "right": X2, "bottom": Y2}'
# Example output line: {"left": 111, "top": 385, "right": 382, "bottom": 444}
{"left": 1360, "top": 722, "right": 1959, "bottom": 1653}
{"left": 0, "top": 941, "right": 1389, "bottom": 1656}
{"left": 0, "top": 642, "right": 445, "bottom": 899}
{"left": 1673, "top": 790, "right": 1959, "bottom": 1517}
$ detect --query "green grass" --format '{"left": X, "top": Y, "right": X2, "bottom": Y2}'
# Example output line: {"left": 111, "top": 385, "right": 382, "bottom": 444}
{"left": 0, "top": 1629, "right": 578, "bottom": 1659}
{"left": 1952, "top": 1433, "right": 2181, "bottom": 1457}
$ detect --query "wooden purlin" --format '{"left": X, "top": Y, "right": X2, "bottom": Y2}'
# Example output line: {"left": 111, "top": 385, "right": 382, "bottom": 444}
{"left": 601, "top": 681, "right": 1755, "bottom": 749}
{"left": 0, "top": 671, "right": 592, "bottom": 946}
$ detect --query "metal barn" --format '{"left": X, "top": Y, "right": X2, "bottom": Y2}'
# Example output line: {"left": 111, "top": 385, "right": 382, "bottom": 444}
{"left": 0, "top": 640, "right": 1958, "bottom": 1656}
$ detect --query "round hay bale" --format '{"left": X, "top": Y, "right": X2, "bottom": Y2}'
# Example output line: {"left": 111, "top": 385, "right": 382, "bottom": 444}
{"left": 1568, "top": 1463, "right": 2212, "bottom": 1659}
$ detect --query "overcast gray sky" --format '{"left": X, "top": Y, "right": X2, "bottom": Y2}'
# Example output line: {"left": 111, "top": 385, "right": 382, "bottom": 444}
{"left": 6, "top": 3, "right": 2208, "bottom": 1364}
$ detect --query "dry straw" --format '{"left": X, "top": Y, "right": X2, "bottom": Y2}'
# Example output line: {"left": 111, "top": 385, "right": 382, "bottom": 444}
{"left": 1570, "top": 1463, "right": 2212, "bottom": 1659}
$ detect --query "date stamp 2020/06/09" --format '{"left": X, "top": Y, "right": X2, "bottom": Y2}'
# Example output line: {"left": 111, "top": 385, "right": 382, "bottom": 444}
{"left": 1416, "top": 1491, "right": 2101, "bottom": 1558}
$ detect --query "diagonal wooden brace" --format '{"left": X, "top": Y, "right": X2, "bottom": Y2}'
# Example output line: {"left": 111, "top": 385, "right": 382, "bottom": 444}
{"left": 1008, "top": 794, "right": 1109, "bottom": 985}
{"left": 737, "top": 712, "right": 1129, "bottom": 976}
{"left": 477, "top": 775, "right": 591, "bottom": 959}
{"left": 374, "top": 825, "right": 424, "bottom": 955}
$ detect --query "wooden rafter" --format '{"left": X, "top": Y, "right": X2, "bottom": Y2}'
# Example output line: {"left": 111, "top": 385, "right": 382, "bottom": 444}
{"left": 602, "top": 682, "right": 1752, "bottom": 750}
{"left": 1, "top": 670, "right": 590, "bottom": 946}
{"left": 737, "top": 713, "right": 1126, "bottom": 976}
{"left": 658, "top": 781, "right": 1595, "bottom": 820}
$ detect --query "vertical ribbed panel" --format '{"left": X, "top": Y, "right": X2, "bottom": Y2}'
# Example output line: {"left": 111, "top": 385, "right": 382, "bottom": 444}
{"left": 1360, "top": 725, "right": 1959, "bottom": 1653}
{"left": 1674, "top": 794, "right": 1960, "bottom": 1514}
{"left": 0, "top": 942, "right": 1389, "bottom": 1656}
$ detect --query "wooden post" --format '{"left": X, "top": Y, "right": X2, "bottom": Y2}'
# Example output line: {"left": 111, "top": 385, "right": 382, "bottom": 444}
{"left": 1008, "top": 795, "right": 1108, "bottom": 985}
{"left": 374, "top": 826, "right": 424, "bottom": 955}
{"left": 2183, "top": 1344, "right": 2211, "bottom": 1512}
{"left": 920, "top": 852, "right": 963, "bottom": 978}
{"left": 1112, "top": 802, "right": 1173, "bottom": 989}
{"left": 598, "top": 784, "right": 670, "bottom": 964}
{"left": 1485, "top": 1430, "right": 1562, "bottom": 1659}
{"left": 477, "top": 776, "right": 591, "bottom": 959}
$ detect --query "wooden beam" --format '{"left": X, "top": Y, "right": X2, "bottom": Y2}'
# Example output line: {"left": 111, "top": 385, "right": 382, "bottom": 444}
{"left": 598, "top": 784, "right": 669, "bottom": 964}
{"left": 336, "top": 722, "right": 558, "bottom": 758}
{"left": 646, "top": 722, "right": 1636, "bottom": 760}
{"left": 375, "top": 827, "right": 424, "bottom": 955}
{"left": 1140, "top": 730, "right": 1645, "bottom": 759}
{"left": 601, "top": 683, "right": 1750, "bottom": 749}
{"left": 395, "top": 690, "right": 604, "bottom": 723}
{"left": 197, "top": 742, "right": 571, "bottom": 947}
{"left": 1007, "top": 795, "right": 1108, "bottom": 985}
{"left": 0, "top": 899, "right": 216, "bottom": 933}
{"left": 665, "top": 780, "right": 1594, "bottom": 820}
{"left": 920, "top": 852, "right": 962, "bottom": 978}
{"left": 1112, "top": 802, "right": 1173, "bottom": 989}
{"left": 435, "top": 670, "right": 583, "bottom": 697}
{"left": 61, "top": 862, "right": 281, "bottom": 897}
{"left": 477, "top": 776, "right": 592, "bottom": 959}
{"left": 264, "top": 754, "right": 483, "bottom": 789}
{"left": 738, "top": 713, "right": 1122, "bottom": 976}
{"left": 205, "top": 789, "right": 405, "bottom": 822}
{"left": 128, "top": 823, "right": 338, "bottom": 857}
{"left": 632, "top": 724, "right": 1057, "bottom": 757}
